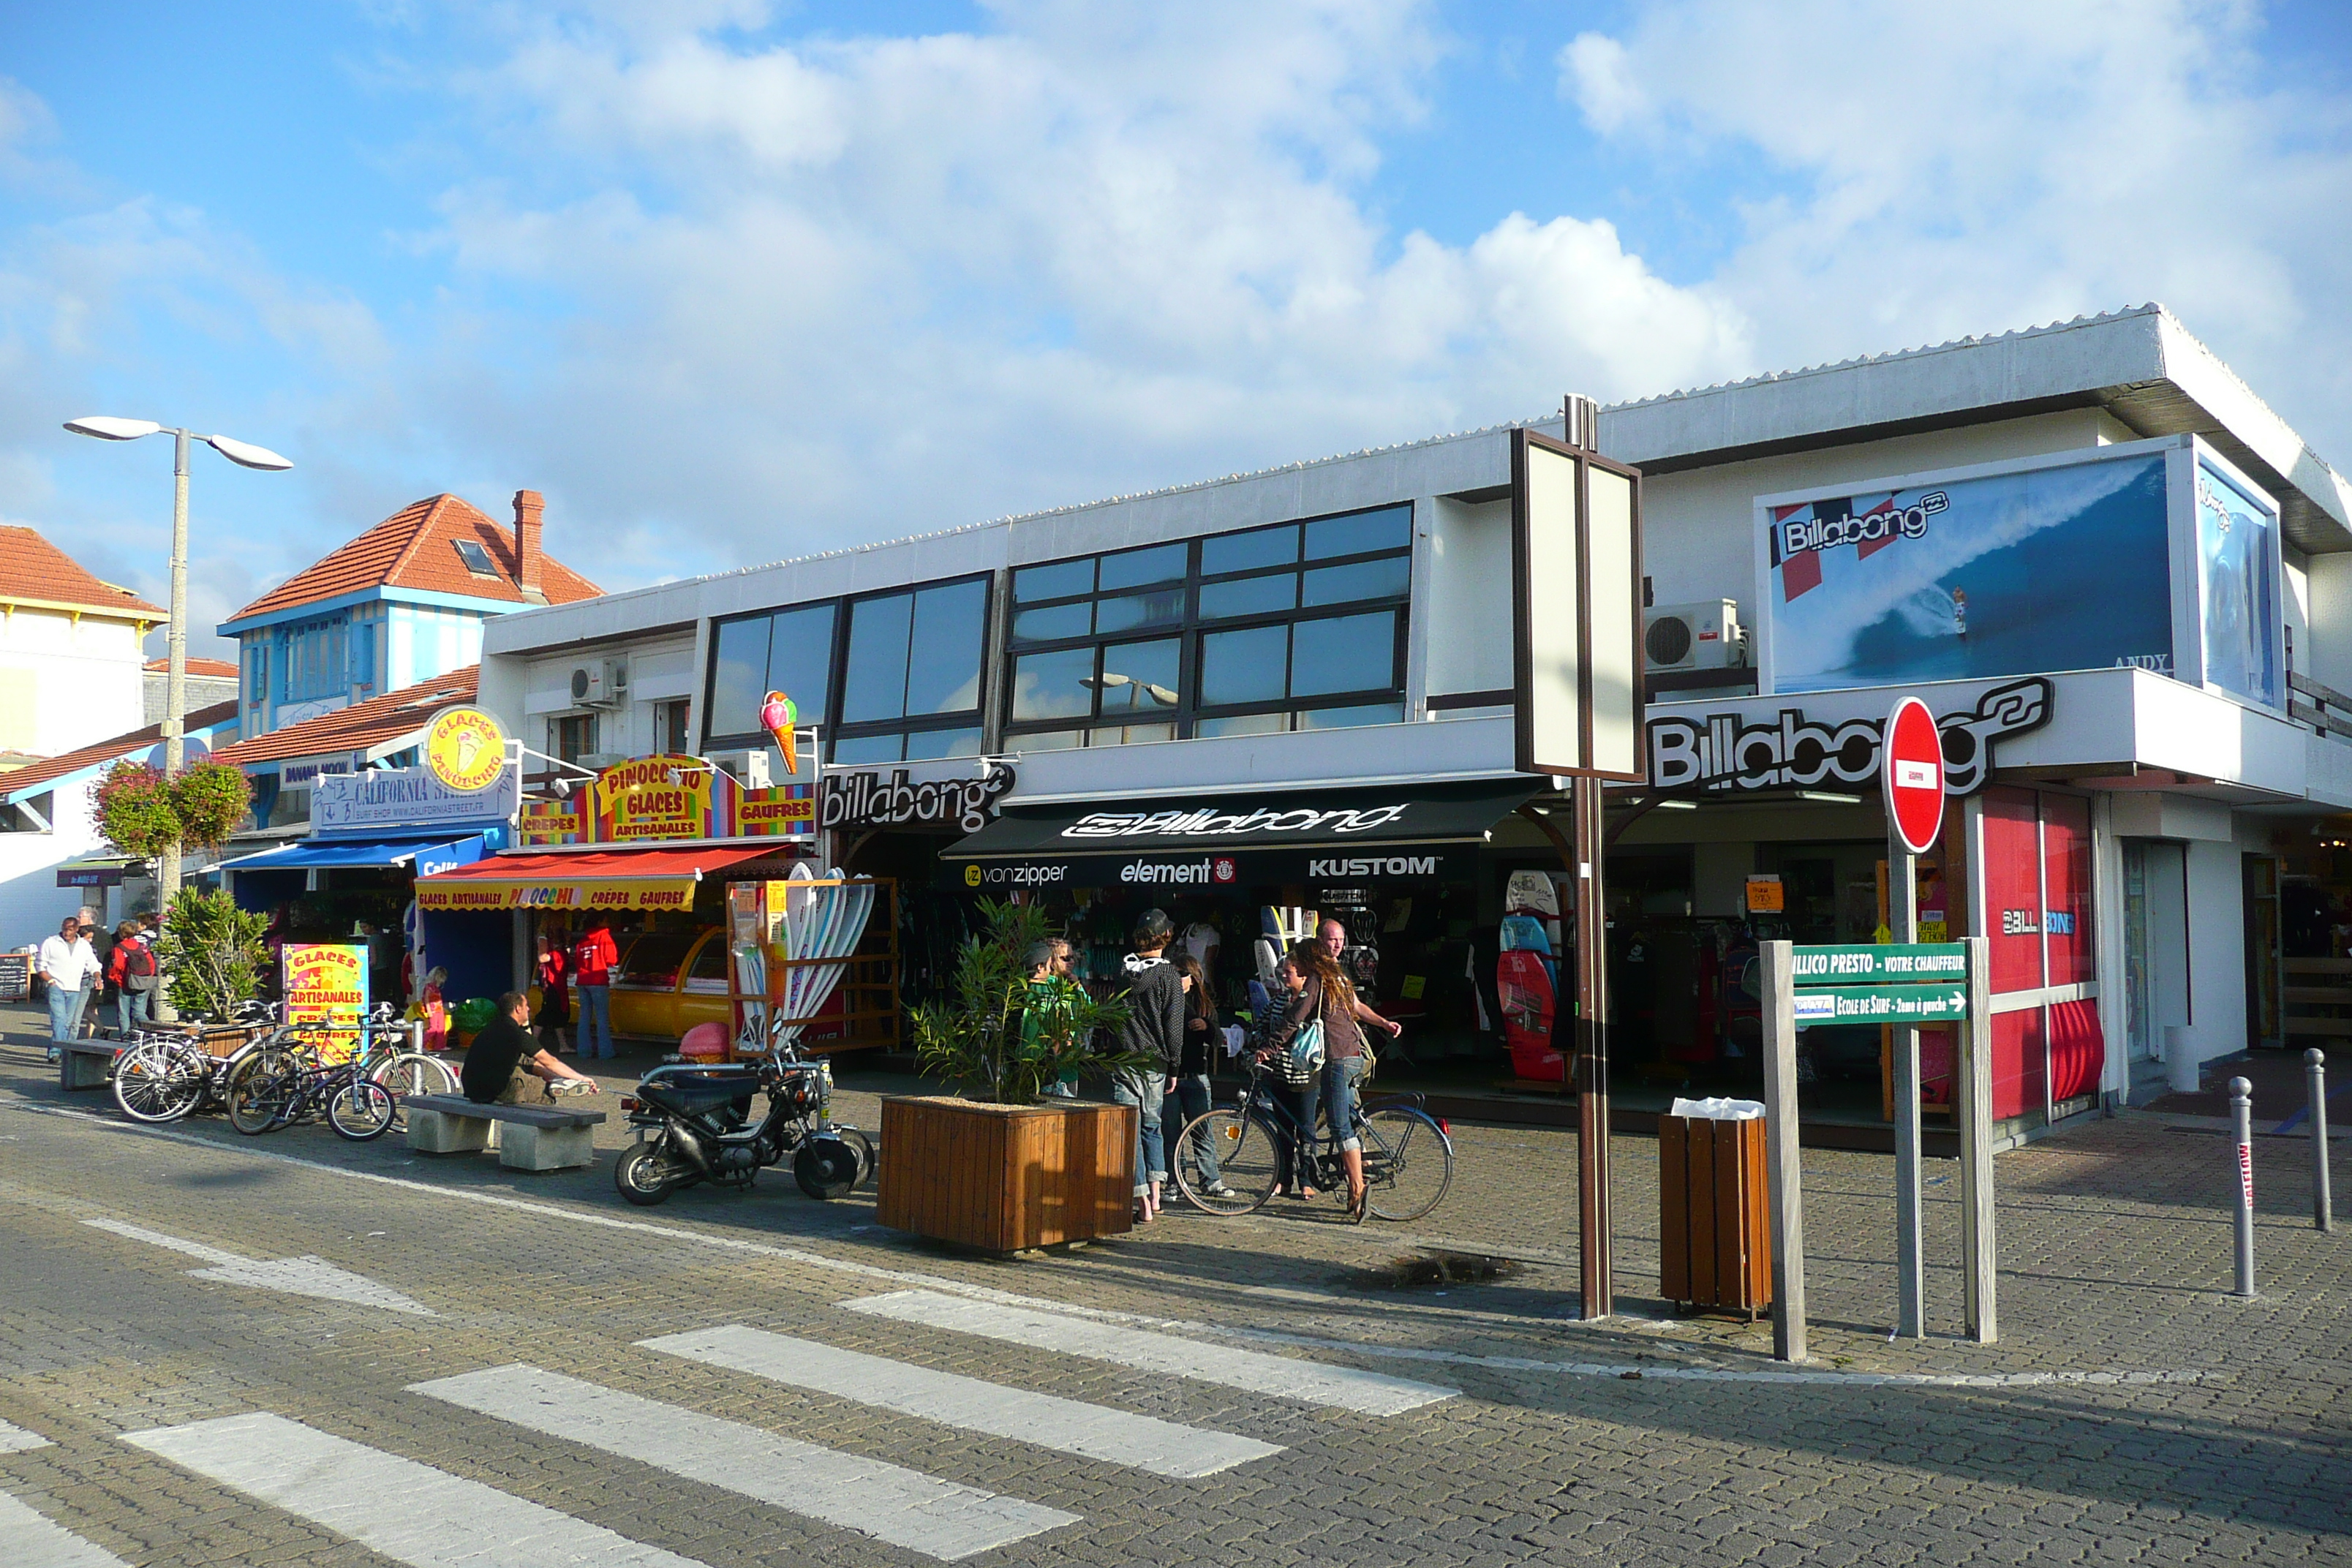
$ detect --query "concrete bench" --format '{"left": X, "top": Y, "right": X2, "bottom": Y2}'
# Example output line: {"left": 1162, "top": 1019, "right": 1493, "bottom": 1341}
{"left": 59, "top": 1040, "right": 127, "bottom": 1091}
{"left": 402, "top": 1093, "right": 606, "bottom": 1172}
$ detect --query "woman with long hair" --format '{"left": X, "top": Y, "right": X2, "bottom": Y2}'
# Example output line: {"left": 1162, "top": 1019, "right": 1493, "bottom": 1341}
{"left": 1168, "top": 951, "right": 1232, "bottom": 1198}
{"left": 1268, "top": 937, "right": 1403, "bottom": 1221}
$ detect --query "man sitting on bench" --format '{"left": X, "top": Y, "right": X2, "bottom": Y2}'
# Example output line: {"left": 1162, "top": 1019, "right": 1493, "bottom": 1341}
{"left": 461, "top": 992, "right": 601, "bottom": 1106}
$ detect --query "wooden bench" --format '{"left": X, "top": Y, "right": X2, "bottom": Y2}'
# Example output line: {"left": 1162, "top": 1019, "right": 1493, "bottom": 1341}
{"left": 58, "top": 1039, "right": 127, "bottom": 1091}
{"left": 402, "top": 1093, "right": 606, "bottom": 1172}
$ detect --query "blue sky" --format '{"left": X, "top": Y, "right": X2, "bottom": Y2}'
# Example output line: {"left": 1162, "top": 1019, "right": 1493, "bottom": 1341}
{"left": 3, "top": 1, "right": 2348, "bottom": 658}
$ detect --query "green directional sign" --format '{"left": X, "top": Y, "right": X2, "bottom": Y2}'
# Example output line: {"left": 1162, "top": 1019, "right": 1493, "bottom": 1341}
{"left": 1792, "top": 984, "right": 1969, "bottom": 1027}
{"left": 1790, "top": 943, "right": 1967, "bottom": 986}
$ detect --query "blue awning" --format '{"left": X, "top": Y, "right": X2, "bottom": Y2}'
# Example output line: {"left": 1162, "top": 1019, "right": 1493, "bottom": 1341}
{"left": 217, "top": 833, "right": 489, "bottom": 875}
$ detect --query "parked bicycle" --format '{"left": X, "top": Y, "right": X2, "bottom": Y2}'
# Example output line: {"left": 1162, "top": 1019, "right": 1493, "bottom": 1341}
{"left": 109, "top": 1000, "right": 287, "bottom": 1126}
{"left": 220, "top": 1026, "right": 395, "bottom": 1141}
{"left": 1169, "top": 1055, "right": 1455, "bottom": 1221}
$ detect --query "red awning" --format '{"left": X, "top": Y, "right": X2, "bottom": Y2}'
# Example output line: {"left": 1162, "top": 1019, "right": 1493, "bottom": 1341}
{"left": 413, "top": 845, "right": 775, "bottom": 912}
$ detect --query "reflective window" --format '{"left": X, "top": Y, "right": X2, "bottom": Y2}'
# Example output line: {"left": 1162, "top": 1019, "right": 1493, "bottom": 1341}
{"left": 906, "top": 580, "right": 987, "bottom": 714}
{"left": 1011, "top": 602, "right": 1090, "bottom": 642}
{"left": 1091, "top": 721, "right": 1176, "bottom": 746}
{"left": 1291, "top": 610, "right": 1395, "bottom": 696}
{"left": 1093, "top": 589, "right": 1186, "bottom": 635}
{"left": 764, "top": 603, "right": 835, "bottom": 720}
{"left": 1098, "top": 543, "right": 1186, "bottom": 591}
{"left": 1096, "top": 638, "right": 1180, "bottom": 715}
{"left": 1305, "top": 505, "right": 1410, "bottom": 559}
{"left": 1201, "top": 524, "right": 1297, "bottom": 576}
{"left": 1194, "top": 711, "right": 1287, "bottom": 739}
{"left": 1013, "top": 558, "right": 1093, "bottom": 602}
{"left": 708, "top": 616, "right": 771, "bottom": 738}
{"left": 1011, "top": 647, "right": 1096, "bottom": 722}
{"left": 1013, "top": 728, "right": 1085, "bottom": 753}
{"left": 833, "top": 732, "right": 904, "bottom": 764}
{"left": 1199, "top": 574, "right": 1295, "bottom": 620}
{"left": 905, "top": 726, "right": 984, "bottom": 760}
{"left": 1199, "top": 625, "right": 1288, "bottom": 707}
{"left": 1296, "top": 701, "right": 1406, "bottom": 729}
{"left": 840, "top": 594, "right": 914, "bottom": 723}
{"left": 1302, "top": 556, "right": 1409, "bottom": 607}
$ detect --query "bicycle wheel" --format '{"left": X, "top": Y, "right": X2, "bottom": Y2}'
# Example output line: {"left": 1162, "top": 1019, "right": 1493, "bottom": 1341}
{"left": 1169, "top": 1109, "right": 1279, "bottom": 1215}
{"left": 372, "top": 1051, "right": 457, "bottom": 1132}
{"left": 112, "top": 1039, "right": 208, "bottom": 1124}
{"left": 1360, "top": 1107, "right": 1454, "bottom": 1221}
{"left": 224, "top": 1048, "right": 297, "bottom": 1135}
{"left": 327, "top": 1077, "right": 395, "bottom": 1141}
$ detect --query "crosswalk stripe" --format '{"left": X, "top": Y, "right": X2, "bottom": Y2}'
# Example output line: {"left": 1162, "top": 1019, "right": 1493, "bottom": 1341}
{"left": 120, "top": 1411, "right": 707, "bottom": 1568}
{"left": 410, "top": 1363, "right": 1078, "bottom": 1561}
{"left": 840, "top": 1289, "right": 1458, "bottom": 1416}
{"left": 0, "top": 1490, "right": 132, "bottom": 1568}
{"left": 0, "top": 1417, "right": 51, "bottom": 1453}
{"left": 642, "top": 1324, "right": 1284, "bottom": 1477}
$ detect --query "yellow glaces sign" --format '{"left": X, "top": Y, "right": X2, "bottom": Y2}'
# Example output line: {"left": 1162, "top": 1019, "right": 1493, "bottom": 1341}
{"left": 283, "top": 942, "right": 370, "bottom": 1062}
{"left": 593, "top": 753, "right": 715, "bottom": 842}
{"left": 425, "top": 706, "right": 508, "bottom": 794}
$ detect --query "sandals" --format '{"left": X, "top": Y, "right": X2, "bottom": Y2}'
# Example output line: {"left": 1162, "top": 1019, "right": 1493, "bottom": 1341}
{"left": 1346, "top": 1185, "right": 1369, "bottom": 1224}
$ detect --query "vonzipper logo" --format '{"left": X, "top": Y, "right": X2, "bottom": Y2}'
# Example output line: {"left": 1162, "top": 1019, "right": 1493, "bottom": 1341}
{"left": 1308, "top": 856, "right": 1437, "bottom": 878}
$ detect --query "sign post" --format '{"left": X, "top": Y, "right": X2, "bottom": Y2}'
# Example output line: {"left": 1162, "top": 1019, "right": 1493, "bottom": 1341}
{"left": 1882, "top": 696, "right": 1945, "bottom": 1341}
{"left": 1511, "top": 392, "right": 1646, "bottom": 1323}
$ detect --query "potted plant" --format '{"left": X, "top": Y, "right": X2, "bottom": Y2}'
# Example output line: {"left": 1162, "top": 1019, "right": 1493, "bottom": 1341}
{"left": 879, "top": 899, "right": 1141, "bottom": 1251}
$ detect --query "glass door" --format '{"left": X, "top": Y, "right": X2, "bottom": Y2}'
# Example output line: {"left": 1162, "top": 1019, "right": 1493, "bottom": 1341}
{"left": 2122, "top": 841, "right": 2154, "bottom": 1063}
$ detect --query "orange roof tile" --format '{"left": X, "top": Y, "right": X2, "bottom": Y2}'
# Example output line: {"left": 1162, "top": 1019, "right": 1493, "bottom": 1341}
{"left": 0, "top": 699, "right": 242, "bottom": 804}
{"left": 146, "top": 656, "right": 239, "bottom": 679}
{"left": 210, "top": 666, "right": 479, "bottom": 769}
{"left": 0, "top": 526, "right": 167, "bottom": 618}
{"left": 223, "top": 494, "right": 600, "bottom": 625}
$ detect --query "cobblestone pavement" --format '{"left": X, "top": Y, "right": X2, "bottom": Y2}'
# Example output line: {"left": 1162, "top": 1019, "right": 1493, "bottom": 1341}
{"left": 0, "top": 1020, "right": 2345, "bottom": 1566}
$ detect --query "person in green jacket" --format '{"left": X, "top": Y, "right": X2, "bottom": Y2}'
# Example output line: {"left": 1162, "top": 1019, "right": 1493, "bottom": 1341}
{"left": 1021, "top": 938, "right": 1082, "bottom": 1098}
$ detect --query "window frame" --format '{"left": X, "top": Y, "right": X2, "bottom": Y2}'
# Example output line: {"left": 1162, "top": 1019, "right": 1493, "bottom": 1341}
{"left": 1000, "top": 503, "right": 1411, "bottom": 747}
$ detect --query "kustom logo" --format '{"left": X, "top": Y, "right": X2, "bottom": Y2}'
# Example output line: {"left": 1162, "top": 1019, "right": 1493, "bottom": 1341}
{"left": 1306, "top": 855, "right": 1439, "bottom": 878}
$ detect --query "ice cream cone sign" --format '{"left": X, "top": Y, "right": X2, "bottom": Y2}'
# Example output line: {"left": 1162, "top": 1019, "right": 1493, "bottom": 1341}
{"left": 761, "top": 691, "right": 799, "bottom": 773}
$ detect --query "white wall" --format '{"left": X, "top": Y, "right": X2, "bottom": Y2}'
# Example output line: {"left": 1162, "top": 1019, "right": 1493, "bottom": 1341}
{"left": 1423, "top": 496, "right": 1512, "bottom": 698}
{"left": 2182, "top": 836, "right": 2247, "bottom": 1066}
{"left": 0, "top": 608, "right": 146, "bottom": 755}
{"left": 0, "top": 780, "right": 108, "bottom": 952}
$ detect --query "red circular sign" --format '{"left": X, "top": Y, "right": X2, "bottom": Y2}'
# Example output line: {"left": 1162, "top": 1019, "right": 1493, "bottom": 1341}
{"left": 1882, "top": 697, "right": 1945, "bottom": 855}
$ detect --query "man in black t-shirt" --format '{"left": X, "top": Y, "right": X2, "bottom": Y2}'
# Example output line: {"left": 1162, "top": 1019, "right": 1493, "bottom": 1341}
{"left": 461, "top": 992, "right": 602, "bottom": 1105}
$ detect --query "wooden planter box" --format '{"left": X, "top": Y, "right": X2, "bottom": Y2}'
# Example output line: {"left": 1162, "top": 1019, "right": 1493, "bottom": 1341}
{"left": 1659, "top": 1112, "right": 1772, "bottom": 1319}
{"left": 875, "top": 1096, "right": 1134, "bottom": 1252}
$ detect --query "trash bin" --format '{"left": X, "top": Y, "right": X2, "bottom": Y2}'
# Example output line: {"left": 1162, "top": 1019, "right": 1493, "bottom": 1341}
{"left": 1659, "top": 1097, "right": 1771, "bottom": 1319}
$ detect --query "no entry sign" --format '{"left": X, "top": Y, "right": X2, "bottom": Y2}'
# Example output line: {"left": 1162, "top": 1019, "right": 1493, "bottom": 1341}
{"left": 1883, "top": 696, "right": 1945, "bottom": 855}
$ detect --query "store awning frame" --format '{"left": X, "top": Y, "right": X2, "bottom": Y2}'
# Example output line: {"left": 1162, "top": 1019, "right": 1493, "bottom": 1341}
{"left": 215, "top": 832, "right": 490, "bottom": 876}
{"left": 412, "top": 845, "right": 775, "bottom": 912}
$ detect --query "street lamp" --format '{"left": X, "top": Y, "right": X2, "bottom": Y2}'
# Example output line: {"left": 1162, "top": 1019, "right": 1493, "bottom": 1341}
{"left": 64, "top": 415, "right": 292, "bottom": 927}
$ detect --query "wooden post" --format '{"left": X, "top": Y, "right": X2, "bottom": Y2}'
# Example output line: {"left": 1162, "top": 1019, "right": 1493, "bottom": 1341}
{"left": 1890, "top": 843, "right": 1924, "bottom": 1339}
{"left": 1959, "top": 934, "right": 1997, "bottom": 1342}
{"left": 1574, "top": 773, "right": 1613, "bottom": 1321}
{"left": 1760, "top": 939, "right": 1806, "bottom": 1362}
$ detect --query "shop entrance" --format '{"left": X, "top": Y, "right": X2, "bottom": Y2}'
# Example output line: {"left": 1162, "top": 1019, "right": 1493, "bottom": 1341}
{"left": 2121, "top": 839, "right": 2187, "bottom": 1082}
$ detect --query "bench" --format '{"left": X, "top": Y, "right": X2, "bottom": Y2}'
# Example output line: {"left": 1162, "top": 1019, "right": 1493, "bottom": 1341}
{"left": 402, "top": 1093, "right": 606, "bottom": 1172}
{"left": 59, "top": 1039, "right": 127, "bottom": 1091}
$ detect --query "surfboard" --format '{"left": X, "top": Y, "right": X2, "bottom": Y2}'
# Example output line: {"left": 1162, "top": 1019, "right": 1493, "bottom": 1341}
{"left": 1497, "top": 948, "right": 1563, "bottom": 1082}
{"left": 1504, "top": 870, "right": 1561, "bottom": 919}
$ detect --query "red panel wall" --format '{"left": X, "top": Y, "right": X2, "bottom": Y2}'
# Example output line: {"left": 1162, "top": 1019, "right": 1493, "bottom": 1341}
{"left": 2043, "top": 792, "right": 2095, "bottom": 987}
{"left": 1980, "top": 785, "right": 2044, "bottom": 995}
{"left": 2048, "top": 998, "right": 2105, "bottom": 1104}
{"left": 1991, "top": 1005, "right": 2046, "bottom": 1122}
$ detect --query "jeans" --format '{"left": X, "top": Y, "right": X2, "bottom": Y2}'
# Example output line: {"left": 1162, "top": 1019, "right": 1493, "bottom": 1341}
{"left": 117, "top": 987, "right": 151, "bottom": 1036}
{"left": 577, "top": 984, "right": 613, "bottom": 1058}
{"left": 1270, "top": 1076, "right": 1318, "bottom": 1193}
{"left": 1171, "top": 1073, "right": 1221, "bottom": 1187}
{"left": 1110, "top": 1069, "right": 1166, "bottom": 1194}
{"left": 46, "top": 982, "right": 75, "bottom": 1047}
{"left": 1323, "top": 1054, "right": 1366, "bottom": 1153}
{"left": 67, "top": 981, "right": 94, "bottom": 1040}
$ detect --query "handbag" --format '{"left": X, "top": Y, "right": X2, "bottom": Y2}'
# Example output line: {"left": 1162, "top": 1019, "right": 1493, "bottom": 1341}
{"left": 1282, "top": 1017, "right": 1325, "bottom": 1085}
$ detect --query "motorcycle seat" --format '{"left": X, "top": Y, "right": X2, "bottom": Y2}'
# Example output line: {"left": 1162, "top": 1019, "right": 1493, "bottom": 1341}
{"left": 638, "top": 1071, "right": 763, "bottom": 1113}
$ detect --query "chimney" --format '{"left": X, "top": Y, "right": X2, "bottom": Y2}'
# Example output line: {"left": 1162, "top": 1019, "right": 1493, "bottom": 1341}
{"left": 513, "top": 490, "right": 547, "bottom": 603}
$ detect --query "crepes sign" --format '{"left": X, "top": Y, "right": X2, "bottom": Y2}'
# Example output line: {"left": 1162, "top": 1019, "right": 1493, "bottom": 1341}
{"left": 1646, "top": 677, "right": 2051, "bottom": 796}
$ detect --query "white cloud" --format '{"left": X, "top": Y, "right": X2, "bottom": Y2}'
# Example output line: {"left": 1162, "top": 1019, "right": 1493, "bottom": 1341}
{"left": 1558, "top": 0, "right": 2352, "bottom": 458}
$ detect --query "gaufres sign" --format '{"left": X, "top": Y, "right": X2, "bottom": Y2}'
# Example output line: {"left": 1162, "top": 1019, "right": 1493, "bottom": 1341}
{"left": 1646, "top": 677, "right": 2050, "bottom": 796}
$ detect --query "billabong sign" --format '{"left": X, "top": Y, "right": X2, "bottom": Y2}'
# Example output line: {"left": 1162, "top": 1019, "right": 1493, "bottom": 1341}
{"left": 1063, "top": 802, "right": 1409, "bottom": 840}
{"left": 1646, "top": 677, "right": 2050, "bottom": 796}
{"left": 824, "top": 764, "right": 1013, "bottom": 834}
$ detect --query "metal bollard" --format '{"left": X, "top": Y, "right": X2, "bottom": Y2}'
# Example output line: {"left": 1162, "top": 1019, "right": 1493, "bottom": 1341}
{"left": 412, "top": 1019, "right": 425, "bottom": 1055}
{"left": 2310, "top": 1049, "right": 2334, "bottom": 1234}
{"left": 2230, "top": 1077, "right": 2256, "bottom": 1298}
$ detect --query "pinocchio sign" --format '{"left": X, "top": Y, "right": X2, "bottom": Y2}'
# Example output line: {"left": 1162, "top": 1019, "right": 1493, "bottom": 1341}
{"left": 516, "top": 753, "right": 816, "bottom": 848}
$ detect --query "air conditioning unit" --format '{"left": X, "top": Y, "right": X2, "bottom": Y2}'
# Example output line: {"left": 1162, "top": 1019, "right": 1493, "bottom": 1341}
{"left": 1643, "top": 599, "right": 1746, "bottom": 671}
{"left": 704, "top": 747, "right": 772, "bottom": 788}
{"left": 569, "top": 656, "right": 630, "bottom": 707}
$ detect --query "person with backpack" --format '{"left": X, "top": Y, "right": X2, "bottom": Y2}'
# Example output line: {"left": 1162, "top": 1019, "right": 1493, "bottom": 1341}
{"left": 107, "top": 920, "right": 159, "bottom": 1036}
{"left": 1112, "top": 909, "right": 1186, "bottom": 1222}
{"left": 573, "top": 915, "right": 619, "bottom": 1061}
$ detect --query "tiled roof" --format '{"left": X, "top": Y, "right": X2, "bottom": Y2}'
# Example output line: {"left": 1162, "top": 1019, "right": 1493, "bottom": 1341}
{"left": 146, "top": 656, "right": 239, "bottom": 679}
{"left": 223, "top": 494, "right": 600, "bottom": 625}
{"left": 0, "top": 699, "right": 242, "bottom": 805}
{"left": 210, "top": 666, "right": 478, "bottom": 769}
{"left": 0, "top": 526, "right": 167, "bottom": 618}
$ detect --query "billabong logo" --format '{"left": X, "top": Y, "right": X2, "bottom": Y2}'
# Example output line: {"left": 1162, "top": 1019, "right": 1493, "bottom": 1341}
{"left": 1645, "top": 677, "right": 2049, "bottom": 797}
{"left": 1063, "top": 803, "right": 1409, "bottom": 840}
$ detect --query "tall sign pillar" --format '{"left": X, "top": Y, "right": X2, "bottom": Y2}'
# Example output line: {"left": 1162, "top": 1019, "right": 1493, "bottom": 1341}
{"left": 1882, "top": 696, "right": 1945, "bottom": 1340}
{"left": 1512, "top": 394, "right": 1645, "bottom": 1320}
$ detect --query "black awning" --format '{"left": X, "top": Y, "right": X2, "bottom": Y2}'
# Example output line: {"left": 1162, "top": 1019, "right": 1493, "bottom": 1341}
{"left": 944, "top": 778, "right": 1542, "bottom": 863}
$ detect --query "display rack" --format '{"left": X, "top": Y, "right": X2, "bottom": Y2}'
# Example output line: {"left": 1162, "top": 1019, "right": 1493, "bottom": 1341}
{"left": 725, "top": 875, "right": 902, "bottom": 1060}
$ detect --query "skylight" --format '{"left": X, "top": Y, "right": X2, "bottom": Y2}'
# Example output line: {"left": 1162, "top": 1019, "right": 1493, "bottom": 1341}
{"left": 453, "top": 539, "right": 500, "bottom": 577}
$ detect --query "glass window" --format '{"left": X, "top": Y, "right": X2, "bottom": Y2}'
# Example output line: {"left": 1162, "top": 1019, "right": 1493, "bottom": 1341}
{"left": 1290, "top": 610, "right": 1395, "bottom": 696}
{"left": 1011, "top": 602, "right": 1091, "bottom": 643}
{"left": 553, "top": 713, "right": 598, "bottom": 764}
{"left": 687, "top": 935, "right": 729, "bottom": 984}
{"left": 1096, "top": 638, "right": 1180, "bottom": 716}
{"left": 1302, "top": 556, "right": 1409, "bottom": 607}
{"left": 1201, "top": 524, "right": 1297, "bottom": 576}
{"left": 1194, "top": 711, "right": 1287, "bottom": 739}
{"left": 904, "top": 727, "right": 984, "bottom": 761}
{"left": 1199, "top": 625, "right": 1289, "bottom": 707}
{"left": 1014, "top": 558, "right": 1093, "bottom": 603}
{"left": 1305, "top": 505, "right": 1410, "bottom": 560}
{"left": 452, "top": 538, "right": 499, "bottom": 576}
{"left": 708, "top": 616, "right": 771, "bottom": 737}
{"left": 764, "top": 603, "right": 835, "bottom": 720}
{"left": 1199, "top": 574, "right": 1296, "bottom": 620}
{"left": 906, "top": 579, "right": 987, "bottom": 715}
{"left": 1011, "top": 647, "right": 1096, "bottom": 722}
{"left": 1093, "top": 588, "right": 1186, "bottom": 636}
{"left": 1098, "top": 543, "right": 1187, "bottom": 591}
{"left": 617, "top": 933, "right": 694, "bottom": 988}
{"left": 1295, "top": 702, "right": 1406, "bottom": 730}
{"left": 1090, "top": 721, "right": 1176, "bottom": 746}
{"left": 833, "top": 732, "right": 904, "bottom": 764}
{"left": 840, "top": 593, "right": 913, "bottom": 723}
{"left": 1013, "top": 728, "right": 1085, "bottom": 753}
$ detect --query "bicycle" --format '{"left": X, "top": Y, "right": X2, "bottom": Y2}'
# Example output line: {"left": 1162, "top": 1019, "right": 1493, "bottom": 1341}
{"left": 222, "top": 1027, "right": 395, "bottom": 1141}
{"left": 110, "top": 1001, "right": 288, "bottom": 1125}
{"left": 1169, "top": 1055, "right": 1455, "bottom": 1221}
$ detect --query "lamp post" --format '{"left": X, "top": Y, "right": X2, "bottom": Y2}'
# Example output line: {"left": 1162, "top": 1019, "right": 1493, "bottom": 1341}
{"left": 63, "top": 416, "right": 291, "bottom": 932}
